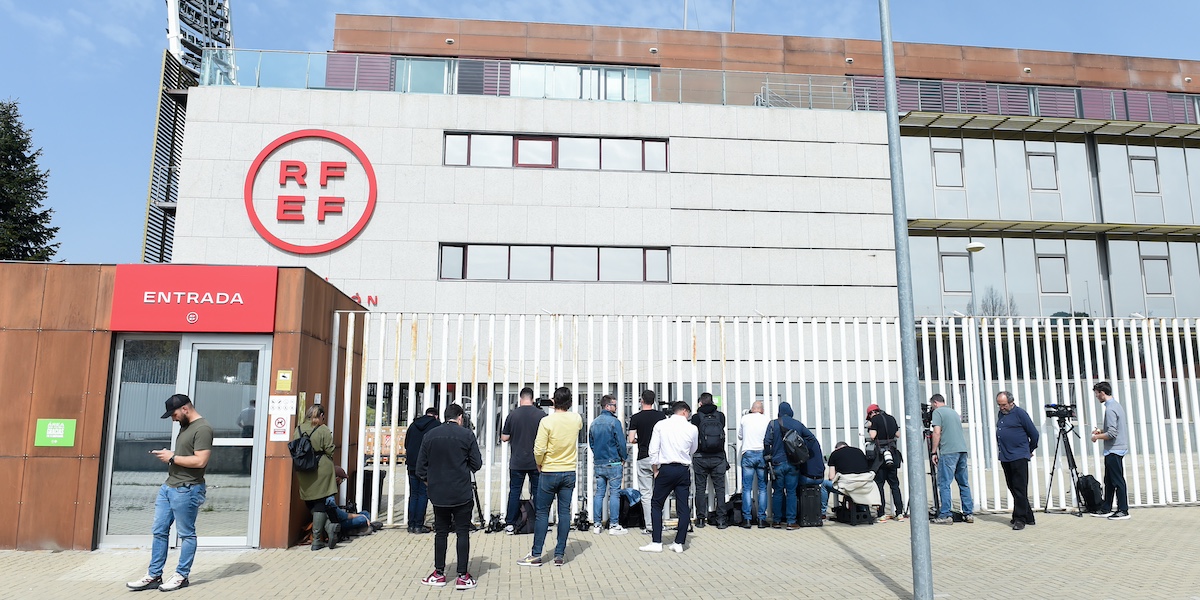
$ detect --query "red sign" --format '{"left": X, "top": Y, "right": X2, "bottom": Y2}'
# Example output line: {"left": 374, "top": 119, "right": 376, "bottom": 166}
{"left": 111, "top": 265, "right": 278, "bottom": 333}
{"left": 243, "top": 129, "right": 378, "bottom": 255}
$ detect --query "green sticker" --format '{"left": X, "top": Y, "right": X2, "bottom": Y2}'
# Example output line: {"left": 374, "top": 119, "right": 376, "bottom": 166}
{"left": 35, "top": 419, "right": 76, "bottom": 447}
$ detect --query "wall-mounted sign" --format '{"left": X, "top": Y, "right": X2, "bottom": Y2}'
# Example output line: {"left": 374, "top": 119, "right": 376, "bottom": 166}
{"left": 269, "top": 395, "right": 298, "bottom": 442}
{"left": 276, "top": 369, "right": 293, "bottom": 393}
{"left": 35, "top": 419, "right": 76, "bottom": 447}
{"left": 111, "top": 265, "right": 278, "bottom": 333}
{"left": 243, "top": 129, "right": 378, "bottom": 255}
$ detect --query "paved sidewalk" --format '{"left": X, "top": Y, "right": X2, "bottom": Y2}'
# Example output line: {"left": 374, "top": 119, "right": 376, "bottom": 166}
{"left": 5, "top": 507, "right": 1200, "bottom": 600}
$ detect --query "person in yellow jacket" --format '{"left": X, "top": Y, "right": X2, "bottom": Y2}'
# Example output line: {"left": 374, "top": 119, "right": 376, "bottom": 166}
{"left": 517, "top": 387, "right": 582, "bottom": 567}
{"left": 294, "top": 404, "right": 338, "bottom": 550}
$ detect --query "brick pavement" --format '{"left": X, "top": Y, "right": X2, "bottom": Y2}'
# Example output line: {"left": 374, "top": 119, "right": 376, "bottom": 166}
{"left": 4, "top": 506, "right": 1200, "bottom": 600}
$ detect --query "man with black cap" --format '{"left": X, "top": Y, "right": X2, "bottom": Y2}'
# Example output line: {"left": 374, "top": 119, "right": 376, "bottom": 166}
{"left": 126, "top": 394, "right": 213, "bottom": 593}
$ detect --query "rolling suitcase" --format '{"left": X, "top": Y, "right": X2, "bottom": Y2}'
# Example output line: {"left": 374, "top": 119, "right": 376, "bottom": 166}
{"left": 798, "top": 484, "right": 823, "bottom": 527}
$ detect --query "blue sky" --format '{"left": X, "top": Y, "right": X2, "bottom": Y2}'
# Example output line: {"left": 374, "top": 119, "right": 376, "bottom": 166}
{"left": 2, "top": 0, "right": 1198, "bottom": 263}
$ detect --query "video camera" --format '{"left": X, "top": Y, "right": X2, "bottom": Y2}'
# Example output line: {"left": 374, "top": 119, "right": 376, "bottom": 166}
{"left": 920, "top": 403, "right": 934, "bottom": 429}
{"left": 1044, "top": 404, "right": 1077, "bottom": 420}
{"left": 536, "top": 397, "right": 554, "bottom": 408}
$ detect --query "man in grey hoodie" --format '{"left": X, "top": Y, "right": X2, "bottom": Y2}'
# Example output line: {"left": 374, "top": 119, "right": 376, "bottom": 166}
{"left": 1090, "top": 381, "right": 1130, "bottom": 520}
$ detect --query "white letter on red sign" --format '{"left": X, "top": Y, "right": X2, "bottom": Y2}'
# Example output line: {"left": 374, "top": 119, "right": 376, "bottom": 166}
{"left": 320, "top": 162, "right": 346, "bottom": 186}
{"left": 279, "top": 160, "right": 307, "bottom": 186}
{"left": 277, "top": 196, "right": 305, "bottom": 221}
{"left": 318, "top": 196, "right": 344, "bottom": 222}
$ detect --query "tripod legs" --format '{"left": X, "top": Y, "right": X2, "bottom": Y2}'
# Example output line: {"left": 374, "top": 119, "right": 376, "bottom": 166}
{"left": 1044, "top": 422, "right": 1084, "bottom": 516}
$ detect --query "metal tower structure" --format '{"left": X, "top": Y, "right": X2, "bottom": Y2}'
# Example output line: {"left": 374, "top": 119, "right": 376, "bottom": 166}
{"left": 167, "top": 0, "right": 233, "bottom": 77}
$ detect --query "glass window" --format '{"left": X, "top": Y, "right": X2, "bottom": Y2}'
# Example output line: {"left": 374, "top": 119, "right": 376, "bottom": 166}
{"left": 407, "top": 59, "right": 447, "bottom": 94}
{"left": 644, "top": 141, "right": 668, "bottom": 172}
{"left": 1131, "top": 158, "right": 1160, "bottom": 193}
{"left": 512, "top": 63, "right": 546, "bottom": 98}
{"left": 559, "top": 138, "right": 600, "bottom": 170}
{"left": 553, "top": 247, "right": 598, "bottom": 281}
{"left": 1143, "top": 258, "right": 1172, "bottom": 294}
{"left": 548, "top": 66, "right": 581, "bottom": 99}
{"left": 601, "top": 139, "right": 643, "bottom": 171}
{"left": 469, "top": 135, "right": 513, "bottom": 167}
{"left": 445, "top": 135, "right": 469, "bottom": 166}
{"left": 1037, "top": 256, "right": 1068, "bottom": 293}
{"left": 465, "top": 245, "right": 508, "bottom": 280}
{"left": 1028, "top": 154, "right": 1058, "bottom": 190}
{"left": 440, "top": 245, "right": 464, "bottom": 279}
{"left": 605, "top": 69, "right": 624, "bottom": 100}
{"left": 510, "top": 246, "right": 551, "bottom": 280}
{"left": 933, "top": 151, "right": 964, "bottom": 187}
{"left": 646, "top": 249, "right": 669, "bottom": 282}
{"left": 600, "top": 248, "right": 644, "bottom": 281}
{"left": 515, "top": 138, "right": 554, "bottom": 167}
{"left": 940, "top": 254, "right": 970, "bottom": 293}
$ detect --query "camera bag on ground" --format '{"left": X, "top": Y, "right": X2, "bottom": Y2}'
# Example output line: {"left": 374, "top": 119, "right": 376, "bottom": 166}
{"left": 781, "top": 427, "right": 811, "bottom": 466}
{"left": 724, "top": 493, "right": 743, "bottom": 526}
{"left": 1076, "top": 474, "right": 1104, "bottom": 513}
{"left": 798, "top": 484, "right": 823, "bottom": 527}
{"left": 619, "top": 494, "right": 646, "bottom": 530}
{"left": 288, "top": 427, "right": 320, "bottom": 471}
{"left": 697, "top": 412, "right": 725, "bottom": 454}
{"left": 511, "top": 499, "right": 536, "bottom": 534}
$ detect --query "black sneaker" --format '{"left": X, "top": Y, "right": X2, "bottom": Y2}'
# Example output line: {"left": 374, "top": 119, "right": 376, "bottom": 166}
{"left": 694, "top": 520, "right": 705, "bottom": 529}
{"left": 739, "top": 521, "right": 752, "bottom": 529}
{"left": 1107, "top": 511, "right": 1131, "bottom": 520}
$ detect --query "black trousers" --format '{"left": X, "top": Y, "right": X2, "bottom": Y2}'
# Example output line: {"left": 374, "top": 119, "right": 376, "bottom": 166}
{"left": 651, "top": 464, "right": 691, "bottom": 545}
{"left": 433, "top": 501, "right": 473, "bottom": 575}
{"left": 1102, "top": 452, "right": 1129, "bottom": 513}
{"left": 1001, "top": 460, "right": 1034, "bottom": 525}
{"left": 692, "top": 455, "right": 727, "bottom": 522}
{"left": 874, "top": 464, "right": 903, "bottom": 517}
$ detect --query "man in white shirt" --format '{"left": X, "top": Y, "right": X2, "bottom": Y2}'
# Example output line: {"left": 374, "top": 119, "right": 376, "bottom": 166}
{"left": 639, "top": 401, "right": 698, "bottom": 554}
{"left": 737, "top": 401, "right": 770, "bottom": 528}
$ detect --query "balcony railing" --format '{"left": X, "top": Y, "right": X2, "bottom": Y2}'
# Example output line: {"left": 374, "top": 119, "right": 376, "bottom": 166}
{"left": 200, "top": 49, "right": 1200, "bottom": 125}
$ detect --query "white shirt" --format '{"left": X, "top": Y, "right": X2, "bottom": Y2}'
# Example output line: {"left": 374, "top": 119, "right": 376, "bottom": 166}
{"left": 648, "top": 414, "right": 698, "bottom": 467}
{"left": 738, "top": 412, "right": 770, "bottom": 452}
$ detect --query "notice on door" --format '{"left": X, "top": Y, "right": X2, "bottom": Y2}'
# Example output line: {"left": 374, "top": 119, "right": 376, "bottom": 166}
{"left": 268, "top": 395, "right": 297, "bottom": 442}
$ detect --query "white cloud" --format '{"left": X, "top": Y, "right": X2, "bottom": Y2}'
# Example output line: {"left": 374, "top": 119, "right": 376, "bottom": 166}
{"left": 99, "top": 23, "right": 141, "bottom": 48}
{"left": 0, "top": 0, "right": 66, "bottom": 38}
{"left": 67, "top": 9, "right": 91, "bottom": 26}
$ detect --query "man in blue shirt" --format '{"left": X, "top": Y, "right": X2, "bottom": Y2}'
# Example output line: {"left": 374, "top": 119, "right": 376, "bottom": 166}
{"left": 589, "top": 394, "right": 629, "bottom": 535}
{"left": 995, "top": 391, "right": 1039, "bottom": 530}
{"left": 1090, "top": 381, "right": 1130, "bottom": 520}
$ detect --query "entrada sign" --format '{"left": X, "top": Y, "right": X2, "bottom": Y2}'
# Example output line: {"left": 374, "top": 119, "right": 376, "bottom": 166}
{"left": 111, "top": 265, "right": 278, "bottom": 333}
{"left": 243, "top": 129, "right": 378, "bottom": 254}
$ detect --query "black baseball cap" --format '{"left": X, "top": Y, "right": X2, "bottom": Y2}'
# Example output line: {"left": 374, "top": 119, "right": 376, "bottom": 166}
{"left": 161, "top": 394, "right": 192, "bottom": 418}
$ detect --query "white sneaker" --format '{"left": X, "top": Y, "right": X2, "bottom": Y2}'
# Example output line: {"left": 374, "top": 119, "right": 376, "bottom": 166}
{"left": 592, "top": 524, "right": 603, "bottom": 535}
{"left": 504, "top": 524, "right": 515, "bottom": 535}
{"left": 125, "top": 574, "right": 162, "bottom": 591}
{"left": 638, "top": 542, "right": 663, "bottom": 553}
{"left": 609, "top": 525, "right": 629, "bottom": 536}
{"left": 158, "top": 573, "right": 189, "bottom": 592}
{"left": 669, "top": 543, "right": 684, "bottom": 553}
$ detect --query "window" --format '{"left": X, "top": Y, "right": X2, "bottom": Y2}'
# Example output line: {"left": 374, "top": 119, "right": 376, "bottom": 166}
{"left": 559, "top": 138, "right": 600, "bottom": 170}
{"left": 644, "top": 141, "right": 668, "bottom": 172}
{"left": 601, "top": 139, "right": 643, "bottom": 171}
{"left": 1028, "top": 154, "right": 1058, "bottom": 190}
{"left": 515, "top": 138, "right": 555, "bottom": 167}
{"left": 1037, "top": 256, "right": 1068, "bottom": 294}
{"left": 933, "top": 151, "right": 964, "bottom": 188}
{"left": 469, "top": 135, "right": 513, "bottom": 167}
{"left": 940, "top": 254, "right": 970, "bottom": 293}
{"left": 406, "top": 59, "right": 448, "bottom": 94}
{"left": 1143, "top": 258, "right": 1171, "bottom": 294}
{"left": 445, "top": 135, "right": 469, "bottom": 166}
{"left": 1131, "top": 158, "right": 1160, "bottom": 193}
{"left": 440, "top": 244, "right": 669, "bottom": 282}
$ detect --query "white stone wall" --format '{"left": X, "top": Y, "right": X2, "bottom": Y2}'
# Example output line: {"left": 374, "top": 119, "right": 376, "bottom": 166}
{"left": 175, "top": 86, "right": 897, "bottom": 317}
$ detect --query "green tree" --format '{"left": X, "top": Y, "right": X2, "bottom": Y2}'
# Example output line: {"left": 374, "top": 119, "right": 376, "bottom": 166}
{"left": 0, "top": 100, "right": 58, "bottom": 261}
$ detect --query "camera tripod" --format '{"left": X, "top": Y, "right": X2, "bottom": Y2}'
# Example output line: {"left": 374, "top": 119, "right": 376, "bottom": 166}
{"left": 1044, "top": 416, "right": 1085, "bottom": 517}
{"left": 923, "top": 426, "right": 941, "bottom": 519}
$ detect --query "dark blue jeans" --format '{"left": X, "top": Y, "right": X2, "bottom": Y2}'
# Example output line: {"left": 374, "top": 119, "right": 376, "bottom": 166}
{"left": 1101, "top": 452, "right": 1129, "bottom": 513}
{"left": 771, "top": 462, "right": 799, "bottom": 525}
{"left": 532, "top": 471, "right": 575, "bottom": 558}
{"left": 407, "top": 472, "right": 428, "bottom": 528}
{"left": 506, "top": 469, "right": 540, "bottom": 526}
{"left": 651, "top": 463, "right": 691, "bottom": 545}
{"left": 741, "top": 450, "right": 768, "bottom": 523}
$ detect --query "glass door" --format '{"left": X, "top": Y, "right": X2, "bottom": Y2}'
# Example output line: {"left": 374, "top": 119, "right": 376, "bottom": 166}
{"left": 180, "top": 335, "right": 271, "bottom": 548}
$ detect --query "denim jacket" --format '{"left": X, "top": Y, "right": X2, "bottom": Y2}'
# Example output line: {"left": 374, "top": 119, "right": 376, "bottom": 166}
{"left": 588, "top": 409, "right": 628, "bottom": 465}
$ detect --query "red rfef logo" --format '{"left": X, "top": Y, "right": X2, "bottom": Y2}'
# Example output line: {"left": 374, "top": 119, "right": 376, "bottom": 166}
{"left": 243, "top": 129, "right": 377, "bottom": 254}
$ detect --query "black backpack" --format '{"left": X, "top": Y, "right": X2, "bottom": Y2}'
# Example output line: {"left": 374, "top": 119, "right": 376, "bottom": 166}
{"left": 781, "top": 425, "right": 812, "bottom": 467}
{"left": 697, "top": 413, "right": 725, "bottom": 454}
{"left": 289, "top": 426, "right": 321, "bottom": 472}
{"left": 512, "top": 499, "right": 536, "bottom": 534}
{"left": 1076, "top": 474, "right": 1104, "bottom": 512}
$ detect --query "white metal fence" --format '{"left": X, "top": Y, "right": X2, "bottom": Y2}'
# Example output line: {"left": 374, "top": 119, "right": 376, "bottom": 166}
{"left": 330, "top": 312, "right": 1200, "bottom": 525}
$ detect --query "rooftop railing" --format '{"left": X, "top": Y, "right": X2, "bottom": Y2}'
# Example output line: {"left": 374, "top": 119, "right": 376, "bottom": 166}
{"left": 200, "top": 49, "right": 1200, "bottom": 125}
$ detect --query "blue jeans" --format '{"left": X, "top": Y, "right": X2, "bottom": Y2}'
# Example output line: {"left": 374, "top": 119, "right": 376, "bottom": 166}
{"left": 150, "top": 483, "right": 206, "bottom": 579}
{"left": 936, "top": 452, "right": 974, "bottom": 518}
{"left": 593, "top": 464, "right": 622, "bottom": 524}
{"left": 798, "top": 474, "right": 830, "bottom": 513}
{"left": 325, "top": 497, "right": 371, "bottom": 531}
{"left": 771, "top": 462, "right": 799, "bottom": 525}
{"left": 407, "top": 473, "right": 428, "bottom": 528}
{"left": 506, "top": 469, "right": 540, "bottom": 526}
{"left": 741, "top": 451, "right": 768, "bottom": 522}
{"left": 532, "top": 471, "right": 575, "bottom": 558}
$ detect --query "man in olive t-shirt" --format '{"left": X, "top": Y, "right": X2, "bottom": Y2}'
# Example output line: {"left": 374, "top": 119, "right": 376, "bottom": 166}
{"left": 930, "top": 394, "right": 973, "bottom": 524}
{"left": 127, "top": 394, "right": 214, "bottom": 593}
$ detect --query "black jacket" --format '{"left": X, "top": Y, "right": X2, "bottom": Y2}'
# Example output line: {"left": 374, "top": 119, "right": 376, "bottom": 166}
{"left": 415, "top": 422, "right": 482, "bottom": 507}
{"left": 405, "top": 415, "right": 440, "bottom": 473}
{"left": 690, "top": 403, "right": 727, "bottom": 458}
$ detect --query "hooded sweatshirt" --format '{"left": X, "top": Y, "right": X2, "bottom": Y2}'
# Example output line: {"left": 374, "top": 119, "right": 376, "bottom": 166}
{"left": 763, "top": 402, "right": 825, "bottom": 478}
{"left": 405, "top": 414, "right": 441, "bottom": 473}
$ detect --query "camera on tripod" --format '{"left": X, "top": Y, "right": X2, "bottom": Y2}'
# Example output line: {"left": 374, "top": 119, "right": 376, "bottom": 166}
{"left": 1044, "top": 404, "right": 1077, "bottom": 420}
{"left": 920, "top": 403, "right": 933, "bottom": 428}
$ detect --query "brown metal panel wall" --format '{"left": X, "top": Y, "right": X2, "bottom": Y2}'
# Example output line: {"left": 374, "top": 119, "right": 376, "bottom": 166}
{"left": 0, "top": 458, "right": 24, "bottom": 547}
{"left": 0, "top": 263, "right": 47, "bottom": 330}
{"left": 17, "top": 457, "right": 82, "bottom": 550}
{"left": 0, "top": 330, "right": 39, "bottom": 457}
{"left": 333, "top": 15, "right": 1200, "bottom": 93}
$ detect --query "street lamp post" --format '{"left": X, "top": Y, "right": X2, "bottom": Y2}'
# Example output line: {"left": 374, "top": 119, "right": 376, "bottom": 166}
{"left": 966, "top": 241, "right": 986, "bottom": 315}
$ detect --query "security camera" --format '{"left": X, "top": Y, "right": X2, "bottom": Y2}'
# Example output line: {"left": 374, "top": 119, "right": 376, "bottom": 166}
{"left": 445, "top": 38, "right": 455, "bottom": 45}
{"left": 845, "top": 57, "right": 854, "bottom": 64}
{"left": 649, "top": 47, "right": 659, "bottom": 54}
{"left": 1187, "top": 77, "right": 1194, "bottom": 83}
{"left": 1023, "top": 67, "right": 1032, "bottom": 73}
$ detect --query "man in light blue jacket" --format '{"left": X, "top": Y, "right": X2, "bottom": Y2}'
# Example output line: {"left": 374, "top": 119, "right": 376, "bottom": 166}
{"left": 589, "top": 394, "right": 629, "bottom": 534}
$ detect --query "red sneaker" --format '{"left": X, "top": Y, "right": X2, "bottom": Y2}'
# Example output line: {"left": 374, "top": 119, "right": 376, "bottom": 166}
{"left": 455, "top": 573, "right": 477, "bottom": 590}
{"left": 422, "top": 571, "right": 447, "bottom": 587}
